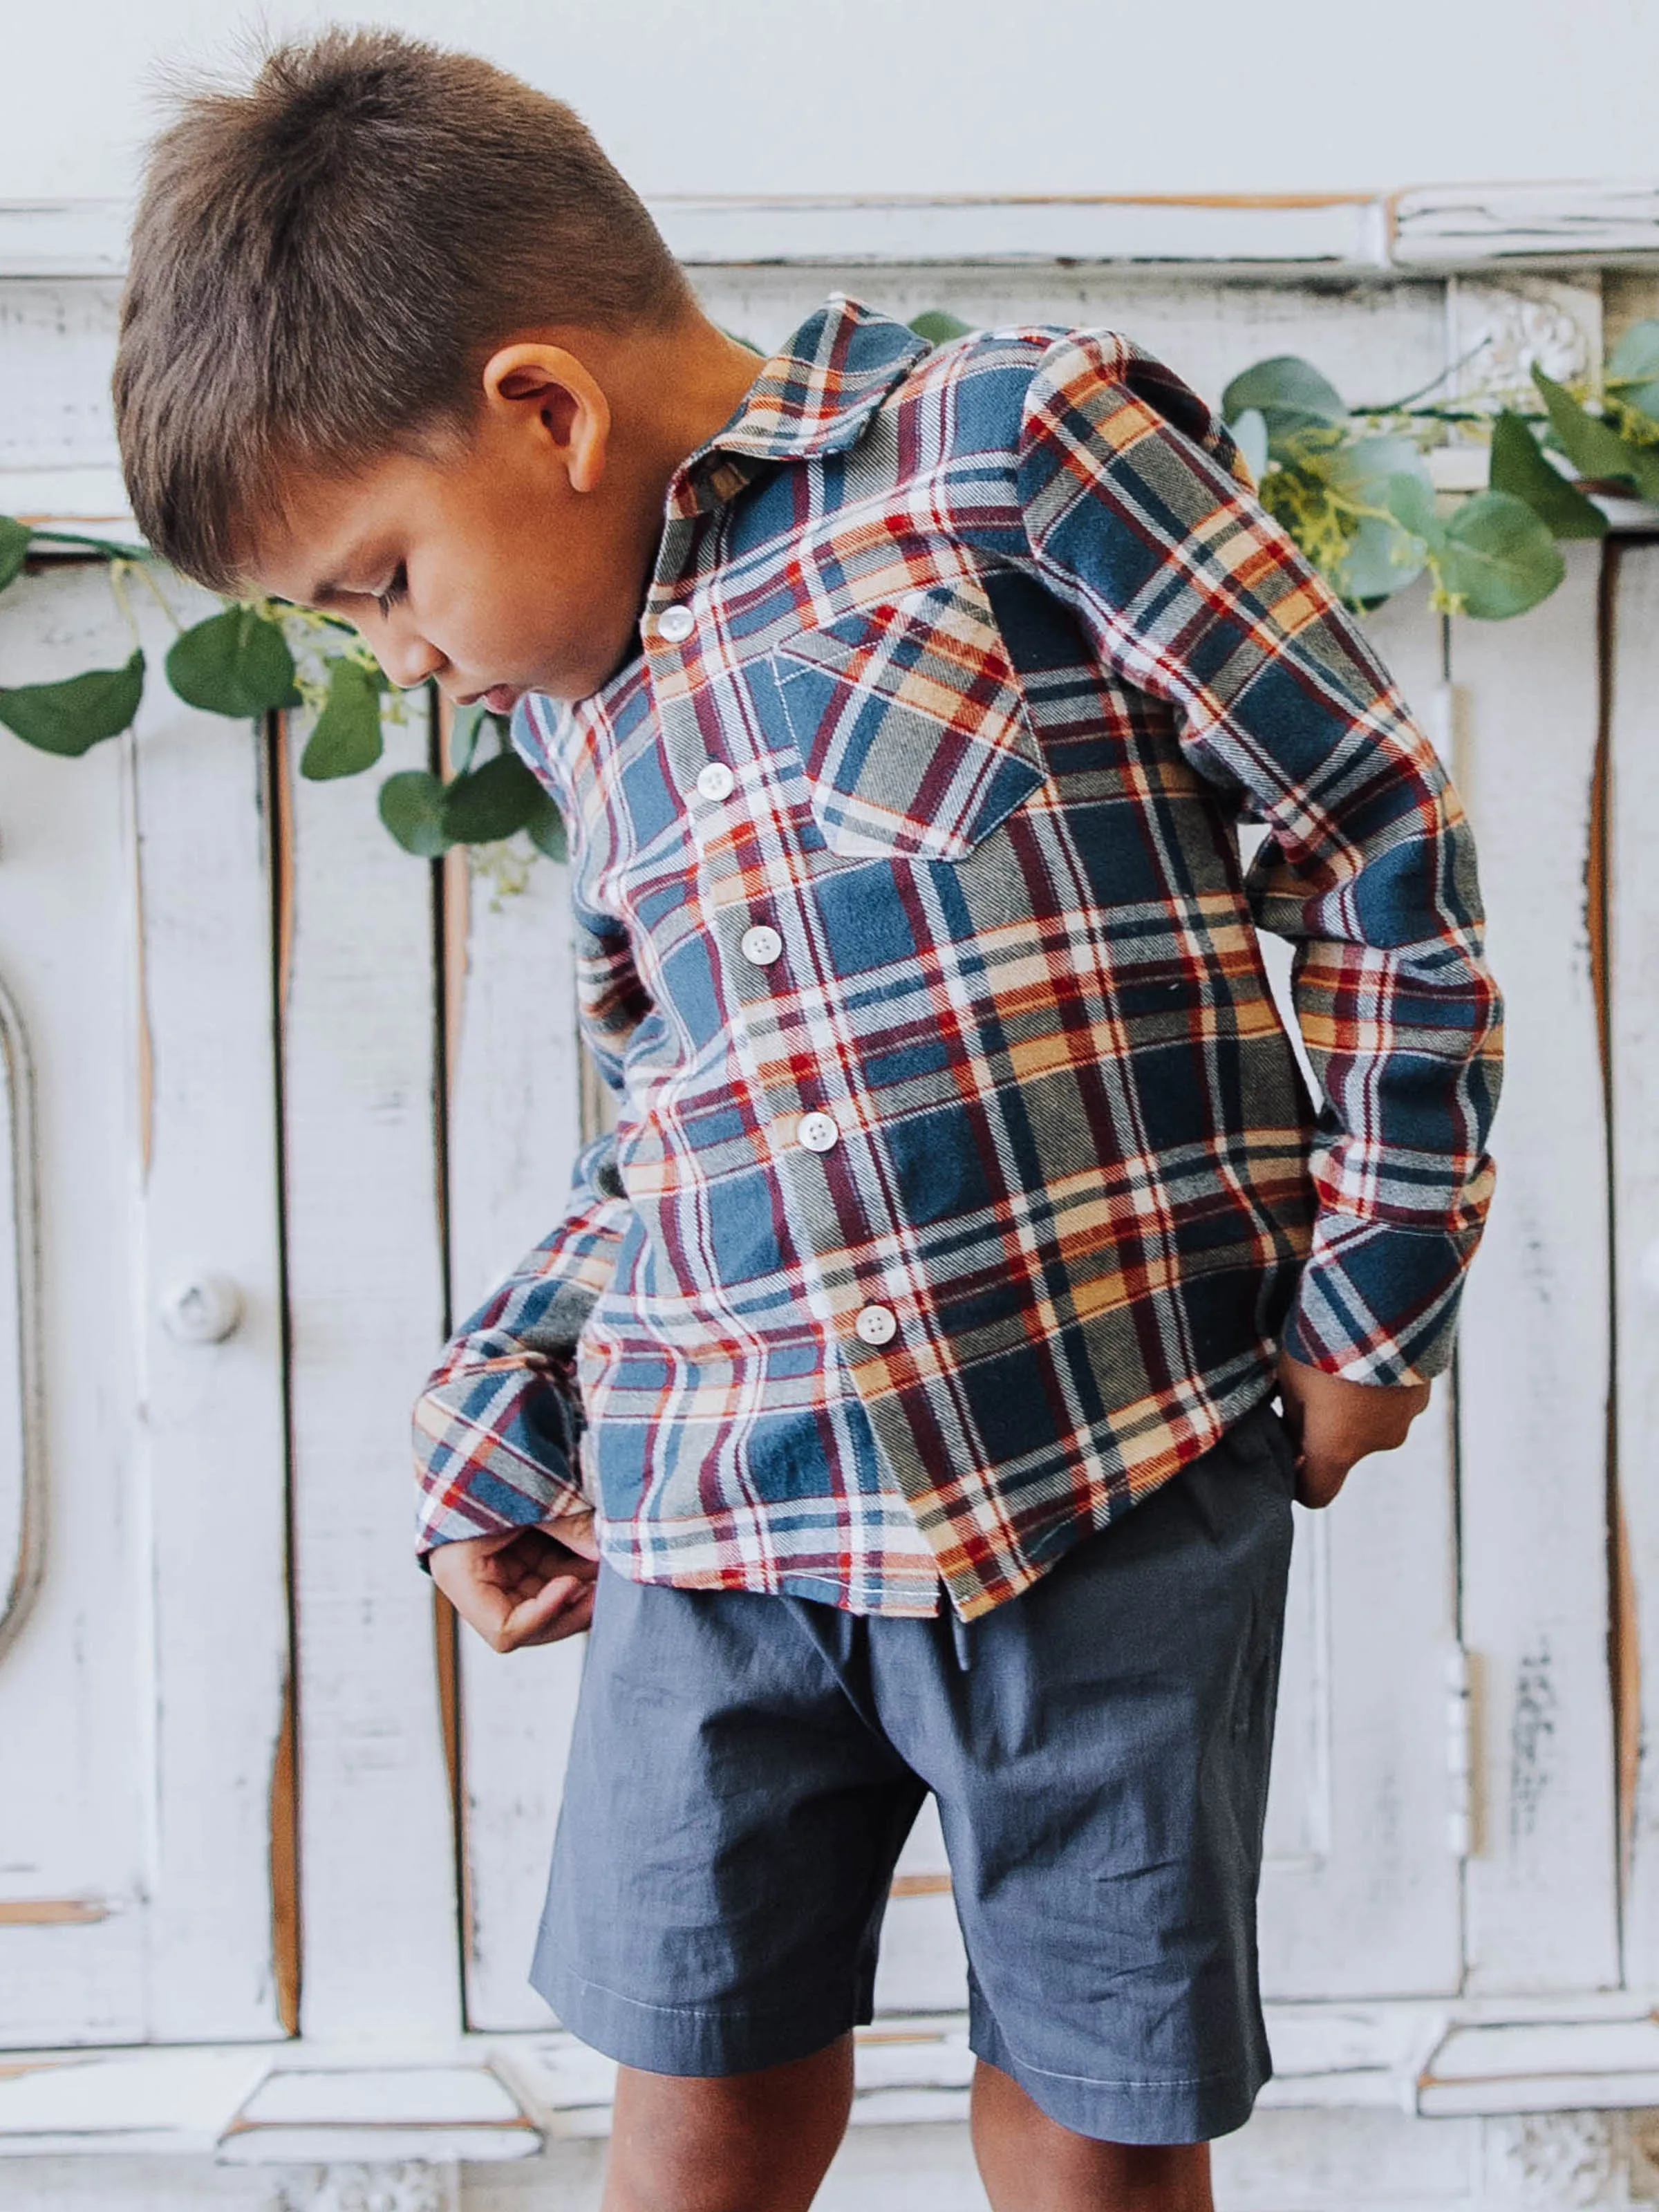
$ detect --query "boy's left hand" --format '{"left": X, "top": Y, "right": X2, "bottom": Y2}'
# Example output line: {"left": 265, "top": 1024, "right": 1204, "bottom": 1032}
{"left": 429, "top": 1515, "right": 600, "bottom": 1652}
{"left": 1275, "top": 1349, "right": 1431, "bottom": 1509}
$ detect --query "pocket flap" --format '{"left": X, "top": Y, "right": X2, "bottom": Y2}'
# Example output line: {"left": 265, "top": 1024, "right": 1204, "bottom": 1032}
{"left": 772, "top": 579, "right": 1045, "bottom": 861}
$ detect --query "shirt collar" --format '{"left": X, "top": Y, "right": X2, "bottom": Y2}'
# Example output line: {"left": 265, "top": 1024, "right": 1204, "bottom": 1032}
{"left": 672, "top": 296, "right": 930, "bottom": 509}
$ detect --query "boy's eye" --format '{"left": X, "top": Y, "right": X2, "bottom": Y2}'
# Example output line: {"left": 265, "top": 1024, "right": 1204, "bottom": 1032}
{"left": 373, "top": 565, "right": 408, "bottom": 617}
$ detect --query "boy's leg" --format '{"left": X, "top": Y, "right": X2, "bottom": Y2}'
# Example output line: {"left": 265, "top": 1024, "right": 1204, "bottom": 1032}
{"left": 971, "top": 2058, "right": 1212, "bottom": 2212}
{"left": 532, "top": 1566, "right": 926, "bottom": 2200}
{"left": 867, "top": 1397, "right": 1297, "bottom": 2157}
{"left": 602, "top": 2036, "right": 854, "bottom": 2212}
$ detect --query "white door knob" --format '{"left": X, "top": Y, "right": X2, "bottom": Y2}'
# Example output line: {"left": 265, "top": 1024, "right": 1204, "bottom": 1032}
{"left": 161, "top": 1275, "right": 244, "bottom": 1345}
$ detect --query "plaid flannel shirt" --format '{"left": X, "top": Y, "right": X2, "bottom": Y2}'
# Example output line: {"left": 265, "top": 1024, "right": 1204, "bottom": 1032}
{"left": 413, "top": 295, "right": 1502, "bottom": 1620}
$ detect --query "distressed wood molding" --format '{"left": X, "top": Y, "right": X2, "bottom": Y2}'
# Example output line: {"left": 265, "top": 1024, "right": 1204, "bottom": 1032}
{"left": 11, "top": 2002, "right": 1659, "bottom": 2161}
{"left": 218, "top": 2065, "right": 539, "bottom": 2166}
{"left": 4, "top": 185, "right": 1659, "bottom": 280}
{"left": 1394, "top": 182, "right": 1659, "bottom": 266}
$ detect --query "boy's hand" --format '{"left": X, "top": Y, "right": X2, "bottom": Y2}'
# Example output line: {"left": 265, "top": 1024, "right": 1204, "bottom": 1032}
{"left": 429, "top": 1512, "right": 601, "bottom": 1653}
{"left": 1275, "top": 1350, "right": 1431, "bottom": 1509}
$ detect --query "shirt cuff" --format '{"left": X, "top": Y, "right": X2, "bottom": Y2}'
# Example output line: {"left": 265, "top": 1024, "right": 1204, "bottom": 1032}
{"left": 1280, "top": 1210, "right": 1485, "bottom": 1387}
{"left": 413, "top": 1360, "right": 590, "bottom": 1564}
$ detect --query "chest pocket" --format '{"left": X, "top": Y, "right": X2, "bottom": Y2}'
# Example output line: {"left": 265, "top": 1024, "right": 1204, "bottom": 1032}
{"left": 771, "top": 578, "right": 1047, "bottom": 861}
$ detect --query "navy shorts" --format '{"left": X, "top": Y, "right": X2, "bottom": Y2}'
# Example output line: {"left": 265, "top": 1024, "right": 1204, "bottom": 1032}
{"left": 532, "top": 1396, "right": 1297, "bottom": 2144}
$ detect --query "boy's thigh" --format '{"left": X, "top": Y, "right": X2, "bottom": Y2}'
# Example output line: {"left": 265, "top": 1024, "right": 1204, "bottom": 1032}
{"left": 894, "top": 1399, "right": 1298, "bottom": 2146}
{"left": 531, "top": 1564, "right": 926, "bottom": 2077}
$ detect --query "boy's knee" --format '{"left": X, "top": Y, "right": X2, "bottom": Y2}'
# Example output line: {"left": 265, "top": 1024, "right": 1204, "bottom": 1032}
{"left": 603, "top": 2041, "right": 855, "bottom": 2212}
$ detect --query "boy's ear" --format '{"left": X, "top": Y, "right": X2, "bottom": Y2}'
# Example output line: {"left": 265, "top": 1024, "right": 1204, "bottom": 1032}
{"left": 480, "top": 343, "right": 611, "bottom": 494}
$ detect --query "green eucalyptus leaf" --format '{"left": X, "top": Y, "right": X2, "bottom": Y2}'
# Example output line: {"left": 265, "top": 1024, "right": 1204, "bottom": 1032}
{"left": 1329, "top": 433, "right": 1431, "bottom": 505}
{"left": 299, "top": 657, "right": 386, "bottom": 780}
{"left": 441, "top": 750, "right": 546, "bottom": 843}
{"left": 0, "top": 516, "right": 30, "bottom": 595}
{"left": 450, "top": 701, "right": 486, "bottom": 776}
{"left": 1607, "top": 318, "right": 1659, "bottom": 422}
{"left": 0, "top": 648, "right": 145, "bottom": 756}
{"left": 1531, "top": 367, "right": 1647, "bottom": 487}
{"left": 1439, "top": 491, "right": 1566, "bottom": 619}
{"left": 166, "top": 603, "right": 302, "bottom": 716}
{"left": 525, "top": 789, "right": 568, "bottom": 863}
{"left": 1490, "top": 411, "right": 1606, "bottom": 538}
{"left": 1220, "top": 356, "right": 1347, "bottom": 445}
{"left": 377, "top": 769, "right": 451, "bottom": 856}
{"left": 908, "top": 311, "right": 973, "bottom": 346}
{"left": 1384, "top": 472, "right": 1446, "bottom": 550}
{"left": 1228, "top": 408, "right": 1270, "bottom": 485}
{"left": 1336, "top": 512, "right": 1426, "bottom": 602}
{"left": 1609, "top": 318, "right": 1659, "bottom": 379}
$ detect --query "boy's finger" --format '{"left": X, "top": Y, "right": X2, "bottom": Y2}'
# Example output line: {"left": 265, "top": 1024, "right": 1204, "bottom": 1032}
{"left": 514, "top": 1580, "right": 598, "bottom": 1647}
{"left": 498, "top": 1571, "right": 587, "bottom": 1652}
{"left": 440, "top": 1579, "right": 516, "bottom": 1649}
{"left": 1294, "top": 1454, "right": 1350, "bottom": 1510}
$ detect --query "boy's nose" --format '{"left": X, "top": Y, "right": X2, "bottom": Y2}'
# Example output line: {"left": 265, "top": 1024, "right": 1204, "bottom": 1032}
{"left": 377, "top": 620, "right": 446, "bottom": 692}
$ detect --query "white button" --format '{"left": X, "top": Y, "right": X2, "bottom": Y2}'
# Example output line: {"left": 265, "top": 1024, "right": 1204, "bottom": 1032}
{"left": 854, "top": 1304, "right": 898, "bottom": 1347}
{"left": 657, "top": 603, "right": 696, "bottom": 642}
{"left": 796, "top": 1111, "right": 840, "bottom": 1154}
{"left": 740, "top": 924, "right": 783, "bottom": 966}
{"left": 695, "top": 761, "right": 735, "bottom": 802}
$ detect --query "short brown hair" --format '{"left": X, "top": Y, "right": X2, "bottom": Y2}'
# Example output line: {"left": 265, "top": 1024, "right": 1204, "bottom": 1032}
{"left": 114, "top": 29, "right": 693, "bottom": 592}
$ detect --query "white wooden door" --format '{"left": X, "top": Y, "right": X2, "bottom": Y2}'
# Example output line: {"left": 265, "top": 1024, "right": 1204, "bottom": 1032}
{"left": 0, "top": 561, "right": 290, "bottom": 2045}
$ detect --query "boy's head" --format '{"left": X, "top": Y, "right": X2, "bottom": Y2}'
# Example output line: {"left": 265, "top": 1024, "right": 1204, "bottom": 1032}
{"left": 115, "top": 30, "right": 744, "bottom": 703}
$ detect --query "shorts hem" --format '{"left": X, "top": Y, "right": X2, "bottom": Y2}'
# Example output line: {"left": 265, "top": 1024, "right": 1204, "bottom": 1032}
{"left": 968, "top": 1995, "right": 1269, "bottom": 2145}
{"left": 532, "top": 1954, "right": 875, "bottom": 2079}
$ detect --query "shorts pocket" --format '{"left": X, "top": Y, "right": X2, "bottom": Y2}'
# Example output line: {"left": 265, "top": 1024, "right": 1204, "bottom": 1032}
{"left": 771, "top": 578, "right": 1047, "bottom": 861}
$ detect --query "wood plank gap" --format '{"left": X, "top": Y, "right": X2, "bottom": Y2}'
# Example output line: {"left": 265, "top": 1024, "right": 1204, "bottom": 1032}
{"left": 126, "top": 727, "right": 153, "bottom": 1182}
{"left": 264, "top": 707, "right": 302, "bottom": 2038}
{"left": 1597, "top": 540, "right": 1642, "bottom": 1929}
{"left": 889, "top": 1874, "right": 953, "bottom": 1899}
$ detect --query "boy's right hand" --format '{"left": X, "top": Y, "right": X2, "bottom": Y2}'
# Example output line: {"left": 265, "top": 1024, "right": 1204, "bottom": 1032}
{"left": 429, "top": 1515, "right": 601, "bottom": 1653}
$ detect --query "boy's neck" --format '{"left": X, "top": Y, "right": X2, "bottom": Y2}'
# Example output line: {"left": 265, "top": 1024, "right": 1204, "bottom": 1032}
{"left": 599, "top": 308, "right": 767, "bottom": 509}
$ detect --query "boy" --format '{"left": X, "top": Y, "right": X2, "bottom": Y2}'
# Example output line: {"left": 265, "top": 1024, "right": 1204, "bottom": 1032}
{"left": 114, "top": 32, "right": 1502, "bottom": 2212}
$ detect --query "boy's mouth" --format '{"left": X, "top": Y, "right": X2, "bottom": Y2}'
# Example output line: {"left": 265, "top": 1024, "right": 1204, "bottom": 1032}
{"left": 459, "top": 685, "right": 523, "bottom": 715}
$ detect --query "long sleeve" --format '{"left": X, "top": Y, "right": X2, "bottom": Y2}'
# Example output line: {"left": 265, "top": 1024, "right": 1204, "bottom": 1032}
{"left": 413, "top": 1127, "right": 632, "bottom": 1557}
{"left": 1016, "top": 330, "right": 1504, "bottom": 1385}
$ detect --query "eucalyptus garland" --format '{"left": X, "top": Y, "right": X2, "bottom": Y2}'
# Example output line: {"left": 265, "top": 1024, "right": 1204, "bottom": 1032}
{"left": 5, "top": 309, "right": 1658, "bottom": 859}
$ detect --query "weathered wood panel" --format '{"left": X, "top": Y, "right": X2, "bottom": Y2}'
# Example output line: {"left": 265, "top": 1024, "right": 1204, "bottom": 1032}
{"left": 1451, "top": 543, "right": 1620, "bottom": 1993}
{"left": 280, "top": 690, "right": 462, "bottom": 2041}
{"left": 0, "top": 566, "right": 150, "bottom": 2043}
{"left": 1609, "top": 541, "right": 1659, "bottom": 1986}
{"left": 1256, "top": 586, "right": 1463, "bottom": 2001}
{"left": 445, "top": 841, "right": 589, "bottom": 2032}
{"left": 128, "top": 578, "right": 290, "bottom": 2040}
